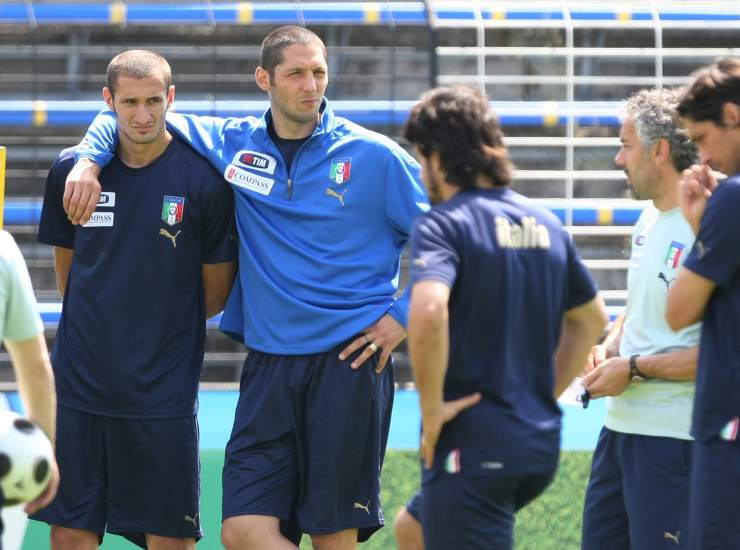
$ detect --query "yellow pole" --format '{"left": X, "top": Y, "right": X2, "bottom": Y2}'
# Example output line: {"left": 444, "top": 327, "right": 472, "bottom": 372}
{"left": 0, "top": 146, "right": 5, "bottom": 229}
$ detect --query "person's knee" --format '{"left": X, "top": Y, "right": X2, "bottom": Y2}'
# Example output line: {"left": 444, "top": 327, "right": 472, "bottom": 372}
{"left": 394, "top": 507, "right": 424, "bottom": 550}
{"left": 50, "top": 525, "right": 99, "bottom": 550}
{"left": 146, "top": 534, "right": 195, "bottom": 550}
{"left": 310, "top": 528, "right": 357, "bottom": 550}
{"left": 221, "top": 515, "right": 282, "bottom": 550}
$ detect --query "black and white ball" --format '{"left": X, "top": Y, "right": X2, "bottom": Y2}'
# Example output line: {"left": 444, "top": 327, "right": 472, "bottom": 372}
{"left": 0, "top": 411, "right": 53, "bottom": 506}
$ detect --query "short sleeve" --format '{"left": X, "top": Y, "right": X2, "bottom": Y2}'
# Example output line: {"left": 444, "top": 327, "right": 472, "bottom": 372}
{"left": 200, "top": 172, "right": 237, "bottom": 264}
{"left": 563, "top": 229, "right": 598, "bottom": 310}
{"left": 684, "top": 179, "right": 740, "bottom": 287}
{"left": 0, "top": 232, "right": 43, "bottom": 341}
{"left": 409, "top": 212, "right": 460, "bottom": 288}
{"left": 38, "top": 154, "right": 76, "bottom": 249}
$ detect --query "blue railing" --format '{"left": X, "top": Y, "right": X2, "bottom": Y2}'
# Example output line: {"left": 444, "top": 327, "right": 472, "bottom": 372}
{"left": 0, "top": 100, "right": 623, "bottom": 128}
{"left": 0, "top": 2, "right": 738, "bottom": 26}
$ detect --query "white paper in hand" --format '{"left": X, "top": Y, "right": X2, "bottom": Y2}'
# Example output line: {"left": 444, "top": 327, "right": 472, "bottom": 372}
{"left": 558, "top": 377, "right": 588, "bottom": 407}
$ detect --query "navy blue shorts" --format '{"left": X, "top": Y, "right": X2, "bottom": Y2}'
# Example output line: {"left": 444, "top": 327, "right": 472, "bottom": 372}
{"left": 582, "top": 427, "right": 692, "bottom": 550}
{"left": 222, "top": 341, "right": 394, "bottom": 543}
{"left": 688, "top": 436, "right": 740, "bottom": 550}
{"left": 420, "top": 469, "right": 554, "bottom": 550}
{"left": 405, "top": 490, "right": 422, "bottom": 522}
{"left": 31, "top": 407, "right": 202, "bottom": 548}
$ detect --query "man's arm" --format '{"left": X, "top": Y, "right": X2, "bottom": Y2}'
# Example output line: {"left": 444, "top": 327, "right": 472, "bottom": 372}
{"left": 409, "top": 280, "right": 481, "bottom": 469}
{"left": 5, "top": 333, "right": 60, "bottom": 514}
{"left": 553, "top": 296, "right": 608, "bottom": 398}
{"left": 584, "top": 312, "right": 624, "bottom": 374}
{"left": 53, "top": 246, "right": 73, "bottom": 297}
{"left": 66, "top": 110, "right": 237, "bottom": 224}
{"left": 666, "top": 267, "right": 716, "bottom": 330}
{"left": 202, "top": 261, "right": 237, "bottom": 319}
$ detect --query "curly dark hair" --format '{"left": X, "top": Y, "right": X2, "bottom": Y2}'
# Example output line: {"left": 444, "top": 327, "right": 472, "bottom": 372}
{"left": 403, "top": 86, "right": 512, "bottom": 190}
{"left": 677, "top": 57, "right": 740, "bottom": 124}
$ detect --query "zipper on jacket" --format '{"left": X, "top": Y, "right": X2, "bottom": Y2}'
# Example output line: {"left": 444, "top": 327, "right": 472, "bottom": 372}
{"left": 286, "top": 178, "right": 294, "bottom": 199}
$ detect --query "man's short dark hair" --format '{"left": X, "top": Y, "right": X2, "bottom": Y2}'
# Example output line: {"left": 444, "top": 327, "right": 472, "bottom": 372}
{"left": 106, "top": 49, "right": 171, "bottom": 96}
{"left": 260, "top": 25, "right": 327, "bottom": 78}
{"left": 677, "top": 57, "right": 740, "bottom": 124}
{"left": 404, "top": 86, "right": 512, "bottom": 190}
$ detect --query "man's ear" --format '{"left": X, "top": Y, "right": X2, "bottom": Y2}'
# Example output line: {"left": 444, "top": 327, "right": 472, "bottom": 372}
{"left": 102, "top": 87, "right": 114, "bottom": 112}
{"left": 721, "top": 101, "right": 740, "bottom": 128}
{"left": 255, "top": 66, "right": 271, "bottom": 92}
{"left": 653, "top": 137, "right": 671, "bottom": 166}
{"left": 166, "top": 85, "right": 175, "bottom": 110}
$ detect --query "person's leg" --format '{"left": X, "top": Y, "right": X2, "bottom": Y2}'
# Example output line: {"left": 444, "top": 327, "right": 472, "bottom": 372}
{"left": 581, "top": 427, "right": 630, "bottom": 550}
{"left": 103, "top": 415, "right": 202, "bottom": 548}
{"left": 621, "top": 434, "right": 692, "bottom": 550}
{"left": 30, "top": 407, "right": 107, "bottom": 550}
{"left": 422, "top": 472, "right": 519, "bottom": 550}
{"left": 298, "top": 344, "right": 394, "bottom": 543}
{"left": 689, "top": 437, "right": 740, "bottom": 550}
{"left": 221, "top": 515, "right": 298, "bottom": 550}
{"left": 145, "top": 534, "right": 195, "bottom": 550}
{"left": 50, "top": 526, "right": 99, "bottom": 550}
{"left": 221, "top": 353, "right": 304, "bottom": 548}
{"left": 394, "top": 492, "right": 424, "bottom": 550}
{"left": 310, "top": 528, "right": 358, "bottom": 550}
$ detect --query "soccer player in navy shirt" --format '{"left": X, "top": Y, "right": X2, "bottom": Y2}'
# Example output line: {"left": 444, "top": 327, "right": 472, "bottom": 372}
{"left": 402, "top": 86, "right": 607, "bottom": 549}
{"left": 666, "top": 57, "right": 740, "bottom": 550}
{"left": 32, "top": 50, "right": 237, "bottom": 550}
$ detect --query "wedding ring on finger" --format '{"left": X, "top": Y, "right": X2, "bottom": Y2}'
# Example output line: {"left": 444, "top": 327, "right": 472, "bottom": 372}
{"left": 368, "top": 342, "right": 379, "bottom": 353}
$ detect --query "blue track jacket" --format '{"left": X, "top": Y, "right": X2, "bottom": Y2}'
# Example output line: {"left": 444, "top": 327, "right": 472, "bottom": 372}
{"left": 76, "top": 100, "right": 429, "bottom": 354}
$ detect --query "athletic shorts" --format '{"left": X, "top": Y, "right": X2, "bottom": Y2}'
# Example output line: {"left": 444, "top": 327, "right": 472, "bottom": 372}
{"left": 582, "top": 427, "right": 692, "bottom": 550}
{"left": 688, "top": 436, "right": 740, "bottom": 550}
{"left": 222, "top": 340, "right": 394, "bottom": 543}
{"left": 31, "top": 406, "right": 201, "bottom": 549}
{"left": 405, "top": 490, "right": 422, "bottom": 522}
{"left": 420, "top": 468, "right": 554, "bottom": 550}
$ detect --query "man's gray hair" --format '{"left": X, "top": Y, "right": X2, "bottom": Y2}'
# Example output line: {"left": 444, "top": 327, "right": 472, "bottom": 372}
{"left": 624, "top": 88, "right": 698, "bottom": 172}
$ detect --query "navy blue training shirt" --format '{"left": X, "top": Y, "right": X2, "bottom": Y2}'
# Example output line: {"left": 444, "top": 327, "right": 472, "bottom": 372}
{"left": 38, "top": 135, "right": 237, "bottom": 418}
{"left": 410, "top": 188, "right": 598, "bottom": 477}
{"left": 682, "top": 174, "right": 740, "bottom": 441}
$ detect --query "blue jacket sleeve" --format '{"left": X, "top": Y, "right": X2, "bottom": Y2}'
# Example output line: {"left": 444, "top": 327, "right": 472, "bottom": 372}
{"left": 164, "top": 113, "right": 240, "bottom": 174}
{"left": 384, "top": 146, "right": 430, "bottom": 328}
{"left": 75, "top": 109, "right": 118, "bottom": 166}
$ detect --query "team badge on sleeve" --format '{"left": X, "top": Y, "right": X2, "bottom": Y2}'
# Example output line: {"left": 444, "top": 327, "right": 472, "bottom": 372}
{"left": 664, "top": 241, "right": 685, "bottom": 269}
{"left": 162, "top": 195, "right": 184, "bottom": 226}
{"left": 329, "top": 158, "right": 351, "bottom": 185}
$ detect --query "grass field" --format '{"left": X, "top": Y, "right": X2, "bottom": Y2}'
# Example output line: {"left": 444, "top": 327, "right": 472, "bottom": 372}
{"left": 23, "top": 450, "right": 593, "bottom": 549}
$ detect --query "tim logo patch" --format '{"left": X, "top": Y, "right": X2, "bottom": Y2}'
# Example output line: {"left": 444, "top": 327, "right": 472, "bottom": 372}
{"left": 664, "top": 241, "right": 685, "bottom": 269}
{"left": 97, "top": 192, "right": 115, "bottom": 207}
{"left": 162, "top": 196, "right": 184, "bottom": 226}
{"left": 232, "top": 150, "right": 277, "bottom": 175}
{"left": 329, "top": 158, "right": 351, "bottom": 185}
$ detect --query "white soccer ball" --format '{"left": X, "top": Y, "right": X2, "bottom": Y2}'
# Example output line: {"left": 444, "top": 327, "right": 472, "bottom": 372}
{"left": 0, "top": 411, "right": 53, "bottom": 506}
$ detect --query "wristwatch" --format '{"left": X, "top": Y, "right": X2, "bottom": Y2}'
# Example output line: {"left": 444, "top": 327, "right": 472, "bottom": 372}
{"left": 629, "top": 354, "right": 649, "bottom": 382}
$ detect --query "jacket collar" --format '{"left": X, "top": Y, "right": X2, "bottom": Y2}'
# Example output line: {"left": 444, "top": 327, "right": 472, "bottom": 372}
{"left": 253, "top": 98, "right": 335, "bottom": 146}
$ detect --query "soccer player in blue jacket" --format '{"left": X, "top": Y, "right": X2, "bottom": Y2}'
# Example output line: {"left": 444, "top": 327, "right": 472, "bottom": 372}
{"left": 666, "top": 57, "right": 740, "bottom": 550}
{"left": 404, "top": 86, "right": 607, "bottom": 549}
{"left": 33, "top": 50, "right": 237, "bottom": 550}
{"left": 61, "top": 27, "right": 429, "bottom": 550}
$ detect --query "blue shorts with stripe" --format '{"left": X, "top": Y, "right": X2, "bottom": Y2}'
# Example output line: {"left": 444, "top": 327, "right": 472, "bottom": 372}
{"left": 31, "top": 406, "right": 202, "bottom": 548}
{"left": 582, "top": 427, "right": 692, "bottom": 550}
{"left": 689, "top": 436, "right": 740, "bottom": 550}
{"left": 222, "top": 340, "right": 394, "bottom": 543}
